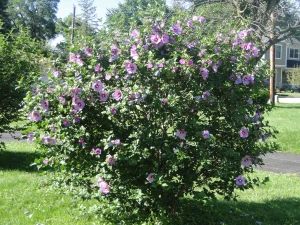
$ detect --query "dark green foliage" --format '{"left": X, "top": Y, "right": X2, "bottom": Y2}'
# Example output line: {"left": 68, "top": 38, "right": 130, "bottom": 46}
{"left": 6, "top": 0, "right": 60, "bottom": 40}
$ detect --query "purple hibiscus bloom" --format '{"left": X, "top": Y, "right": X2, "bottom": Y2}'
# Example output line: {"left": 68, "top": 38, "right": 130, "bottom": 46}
{"left": 235, "top": 76, "right": 243, "bottom": 85}
{"left": 202, "top": 91, "right": 210, "bottom": 100}
{"left": 92, "top": 80, "right": 104, "bottom": 92}
{"left": 92, "top": 147, "right": 102, "bottom": 155}
{"left": 72, "top": 98, "right": 85, "bottom": 112}
{"left": 150, "top": 33, "right": 161, "bottom": 45}
{"left": 94, "top": 64, "right": 103, "bottom": 73}
{"left": 161, "top": 34, "right": 170, "bottom": 44}
{"left": 239, "top": 127, "right": 249, "bottom": 139}
{"left": 130, "top": 29, "right": 140, "bottom": 40}
{"left": 42, "top": 136, "right": 56, "bottom": 145}
{"left": 27, "top": 133, "right": 35, "bottom": 142}
{"left": 29, "top": 111, "right": 42, "bottom": 122}
{"left": 106, "top": 154, "right": 116, "bottom": 166}
{"left": 98, "top": 178, "right": 110, "bottom": 194}
{"left": 241, "top": 155, "right": 252, "bottom": 167}
{"left": 172, "top": 22, "right": 182, "bottom": 35}
{"left": 110, "top": 107, "right": 117, "bottom": 115}
{"left": 242, "top": 75, "right": 255, "bottom": 85}
{"left": 125, "top": 61, "right": 137, "bottom": 74}
{"left": 111, "top": 139, "right": 121, "bottom": 146}
{"left": 40, "top": 100, "right": 49, "bottom": 112}
{"left": 202, "top": 130, "right": 211, "bottom": 139}
{"left": 130, "top": 45, "right": 139, "bottom": 61}
{"left": 176, "top": 129, "right": 187, "bottom": 140}
{"left": 71, "top": 87, "right": 81, "bottom": 97}
{"left": 63, "top": 119, "right": 70, "bottom": 127}
{"left": 53, "top": 70, "right": 61, "bottom": 78}
{"left": 99, "top": 91, "right": 109, "bottom": 102}
{"left": 235, "top": 175, "right": 247, "bottom": 187}
{"left": 84, "top": 47, "right": 93, "bottom": 57}
{"left": 112, "top": 89, "right": 123, "bottom": 101}
{"left": 200, "top": 68, "right": 209, "bottom": 80}
{"left": 179, "top": 59, "right": 186, "bottom": 65}
{"left": 146, "top": 173, "right": 155, "bottom": 183}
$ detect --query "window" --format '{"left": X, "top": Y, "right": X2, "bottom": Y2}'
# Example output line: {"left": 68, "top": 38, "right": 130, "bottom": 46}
{"left": 275, "top": 45, "right": 282, "bottom": 59}
{"left": 289, "top": 48, "right": 299, "bottom": 59}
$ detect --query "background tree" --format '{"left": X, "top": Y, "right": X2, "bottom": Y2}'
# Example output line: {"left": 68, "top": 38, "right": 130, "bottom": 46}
{"left": 78, "top": 0, "right": 99, "bottom": 35}
{"left": 181, "top": 0, "right": 300, "bottom": 55}
{"left": 6, "top": 0, "right": 60, "bottom": 40}
{"left": 0, "top": 0, "right": 11, "bottom": 33}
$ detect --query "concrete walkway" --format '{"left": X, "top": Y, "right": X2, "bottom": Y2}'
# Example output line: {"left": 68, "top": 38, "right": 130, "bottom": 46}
{"left": 0, "top": 132, "right": 23, "bottom": 141}
{"left": 259, "top": 152, "right": 300, "bottom": 176}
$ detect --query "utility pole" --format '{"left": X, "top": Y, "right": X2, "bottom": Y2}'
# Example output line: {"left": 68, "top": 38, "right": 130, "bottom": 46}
{"left": 71, "top": 5, "right": 76, "bottom": 44}
{"left": 269, "top": 12, "right": 276, "bottom": 105}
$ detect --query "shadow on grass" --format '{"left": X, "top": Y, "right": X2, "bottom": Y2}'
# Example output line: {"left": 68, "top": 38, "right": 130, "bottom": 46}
{"left": 0, "top": 150, "right": 40, "bottom": 172}
{"left": 164, "top": 197, "right": 300, "bottom": 225}
{"left": 275, "top": 105, "right": 300, "bottom": 109}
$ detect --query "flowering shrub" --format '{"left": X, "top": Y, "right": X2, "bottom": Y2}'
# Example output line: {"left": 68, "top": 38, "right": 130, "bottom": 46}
{"left": 24, "top": 15, "right": 276, "bottom": 217}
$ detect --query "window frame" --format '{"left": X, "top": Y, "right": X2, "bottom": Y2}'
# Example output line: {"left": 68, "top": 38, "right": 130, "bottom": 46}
{"left": 289, "top": 48, "right": 299, "bottom": 60}
{"left": 275, "top": 44, "right": 282, "bottom": 59}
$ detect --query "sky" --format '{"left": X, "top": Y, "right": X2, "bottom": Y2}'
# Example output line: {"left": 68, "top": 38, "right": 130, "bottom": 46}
{"left": 56, "top": 0, "right": 125, "bottom": 20}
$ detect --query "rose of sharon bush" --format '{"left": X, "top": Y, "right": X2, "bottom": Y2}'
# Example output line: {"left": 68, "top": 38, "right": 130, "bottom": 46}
{"left": 24, "top": 16, "right": 276, "bottom": 216}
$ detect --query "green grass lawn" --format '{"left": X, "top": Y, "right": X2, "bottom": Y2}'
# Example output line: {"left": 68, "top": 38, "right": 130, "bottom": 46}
{"left": 266, "top": 104, "right": 300, "bottom": 154}
{"left": 1, "top": 142, "right": 300, "bottom": 225}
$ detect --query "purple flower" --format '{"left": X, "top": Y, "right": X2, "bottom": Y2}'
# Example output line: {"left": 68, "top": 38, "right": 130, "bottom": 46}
{"left": 202, "top": 91, "right": 210, "bottom": 100}
{"left": 29, "top": 111, "right": 42, "bottom": 122}
{"left": 53, "top": 70, "right": 61, "bottom": 78}
{"left": 69, "top": 53, "right": 83, "bottom": 66}
{"left": 63, "top": 119, "right": 70, "bottom": 127}
{"left": 98, "top": 178, "right": 110, "bottom": 194}
{"left": 110, "top": 107, "right": 117, "bottom": 115}
{"left": 235, "top": 175, "right": 247, "bottom": 187}
{"left": 94, "top": 64, "right": 103, "bottom": 73}
{"left": 198, "top": 49, "right": 207, "bottom": 57}
{"left": 110, "top": 45, "right": 121, "bottom": 61}
{"left": 112, "top": 89, "right": 123, "bottom": 101}
{"left": 187, "top": 20, "right": 193, "bottom": 27}
{"left": 179, "top": 59, "right": 186, "bottom": 65}
{"left": 150, "top": 34, "right": 161, "bottom": 45}
{"left": 130, "top": 29, "right": 140, "bottom": 40}
{"left": 161, "top": 34, "right": 170, "bottom": 44}
{"left": 78, "top": 138, "right": 86, "bottom": 146}
{"left": 202, "top": 130, "right": 210, "bottom": 139}
{"left": 146, "top": 173, "right": 155, "bottom": 183}
{"left": 251, "top": 47, "right": 260, "bottom": 58}
{"left": 99, "top": 91, "right": 109, "bottom": 102}
{"left": 235, "top": 76, "right": 243, "bottom": 85}
{"left": 58, "top": 96, "right": 66, "bottom": 105}
{"left": 200, "top": 68, "right": 209, "bottom": 80}
{"left": 161, "top": 98, "right": 168, "bottom": 105}
{"left": 172, "top": 22, "right": 182, "bottom": 35}
{"left": 147, "top": 63, "right": 154, "bottom": 70}
{"left": 92, "top": 147, "right": 102, "bottom": 155}
{"left": 106, "top": 154, "right": 116, "bottom": 166}
{"left": 92, "top": 80, "right": 104, "bottom": 92}
{"left": 176, "top": 129, "right": 187, "bottom": 140}
{"left": 242, "top": 75, "right": 255, "bottom": 85}
{"left": 239, "top": 127, "right": 249, "bottom": 139}
{"left": 130, "top": 45, "right": 139, "bottom": 61}
{"left": 241, "top": 155, "right": 252, "bottom": 167}
{"left": 71, "top": 87, "right": 81, "bottom": 97}
{"left": 72, "top": 98, "right": 85, "bottom": 112}
{"left": 42, "top": 136, "right": 56, "bottom": 145}
{"left": 111, "top": 139, "right": 121, "bottom": 146}
{"left": 40, "top": 100, "right": 49, "bottom": 112}
{"left": 125, "top": 61, "right": 137, "bottom": 74}
{"left": 43, "top": 158, "right": 49, "bottom": 165}
{"left": 27, "top": 133, "right": 34, "bottom": 142}
{"left": 84, "top": 47, "right": 93, "bottom": 57}
{"left": 74, "top": 116, "right": 81, "bottom": 123}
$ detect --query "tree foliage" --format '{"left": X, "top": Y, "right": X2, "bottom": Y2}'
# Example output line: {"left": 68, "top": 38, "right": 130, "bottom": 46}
{"left": 6, "top": 0, "right": 60, "bottom": 40}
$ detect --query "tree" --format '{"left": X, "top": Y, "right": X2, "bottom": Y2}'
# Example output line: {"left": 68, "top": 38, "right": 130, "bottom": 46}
{"left": 106, "top": 0, "right": 169, "bottom": 31}
{"left": 6, "top": 0, "right": 60, "bottom": 40}
{"left": 181, "top": 0, "right": 300, "bottom": 56}
{"left": 0, "top": 0, "right": 11, "bottom": 33}
{"left": 78, "top": 0, "right": 99, "bottom": 35}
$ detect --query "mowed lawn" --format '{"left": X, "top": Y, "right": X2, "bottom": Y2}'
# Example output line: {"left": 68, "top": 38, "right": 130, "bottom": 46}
{"left": 266, "top": 104, "right": 300, "bottom": 154}
{"left": 1, "top": 142, "right": 300, "bottom": 225}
